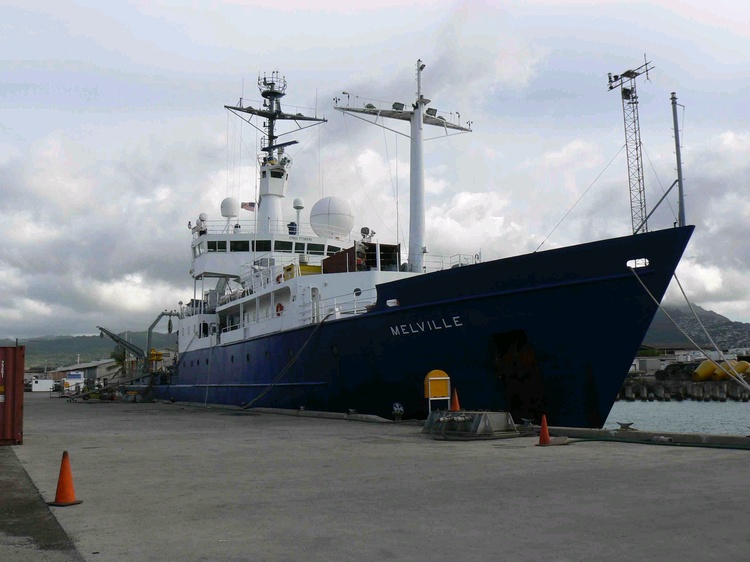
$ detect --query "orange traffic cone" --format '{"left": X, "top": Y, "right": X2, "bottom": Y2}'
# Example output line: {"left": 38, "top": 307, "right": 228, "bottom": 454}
{"left": 450, "top": 388, "right": 461, "bottom": 411}
{"left": 47, "top": 451, "right": 82, "bottom": 507}
{"left": 537, "top": 414, "right": 551, "bottom": 446}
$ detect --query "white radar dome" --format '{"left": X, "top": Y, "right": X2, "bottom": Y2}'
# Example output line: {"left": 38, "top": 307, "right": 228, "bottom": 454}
{"left": 310, "top": 196, "right": 354, "bottom": 239}
{"left": 221, "top": 197, "right": 239, "bottom": 218}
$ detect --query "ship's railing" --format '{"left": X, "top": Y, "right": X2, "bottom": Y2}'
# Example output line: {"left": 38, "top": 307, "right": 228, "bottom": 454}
{"left": 236, "top": 254, "right": 322, "bottom": 298}
{"left": 191, "top": 219, "right": 357, "bottom": 242}
{"left": 421, "top": 252, "right": 482, "bottom": 273}
{"left": 217, "top": 253, "right": 324, "bottom": 308}
{"left": 216, "top": 252, "right": 483, "bottom": 336}
{"left": 216, "top": 288, "right": 380, "bottom": 341}
{"left": 298, "top": 287, "right": 379, "bottom": 325}
{"left": 190, "top": 219, "right": 482, "bottom": 272}
{"left": 213, "top": 249, "right": 483, "bottom": 309}
{"left": 219, "top": 310, "right": 282, "bottom": 343}
{"left": 342, "top": 246, "right": 480, "bottom": 274}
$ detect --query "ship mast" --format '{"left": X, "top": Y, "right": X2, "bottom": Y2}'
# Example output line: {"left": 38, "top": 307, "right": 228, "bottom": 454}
{"left": 225, "top": 72, "right": 326, "bottom": 235}
{"left": 335, "top": 60, "right": 471, "bottom": 272}
{"left": 671, "top": 92, "right": 686, "bottom": 227}
{"left": 608, "top": 59, "right": 654, "bottom": 235}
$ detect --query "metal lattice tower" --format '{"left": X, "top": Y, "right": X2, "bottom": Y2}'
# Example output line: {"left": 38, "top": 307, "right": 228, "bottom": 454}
{"left": 608, "top": 60, "right": 653, "bottom": 234}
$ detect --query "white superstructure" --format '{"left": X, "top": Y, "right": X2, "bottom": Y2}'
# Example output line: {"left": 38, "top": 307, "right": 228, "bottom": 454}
{"left": 179, "top": 63, "right": 475, "bottom": 355}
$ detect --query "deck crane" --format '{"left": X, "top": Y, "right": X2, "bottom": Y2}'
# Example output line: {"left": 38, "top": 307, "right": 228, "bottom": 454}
{"left": 608, "top": 59, "right": 654, "bottom": 234}
{"left": 66, "top": 312, "right": 180, "bottom": 401}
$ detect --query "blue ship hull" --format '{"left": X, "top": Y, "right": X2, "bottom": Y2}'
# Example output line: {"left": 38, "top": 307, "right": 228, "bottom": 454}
{"left": 151, "top": 226, "right": 693, "bottom": 428}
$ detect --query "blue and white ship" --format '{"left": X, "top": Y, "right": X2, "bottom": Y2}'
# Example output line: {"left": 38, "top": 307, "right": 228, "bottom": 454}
{"left": 151, "top": 62, "right": 693, "bottom": 428}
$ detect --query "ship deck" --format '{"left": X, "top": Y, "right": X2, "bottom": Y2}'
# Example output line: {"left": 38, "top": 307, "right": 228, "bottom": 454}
{"left": 4, "top": 393, "right": 749, "bottom": 561}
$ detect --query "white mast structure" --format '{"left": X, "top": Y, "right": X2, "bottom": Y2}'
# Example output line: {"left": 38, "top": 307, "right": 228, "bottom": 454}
{"left": 335, "top": 60, "right": 471, "bottom": 272}
{"left": 225, "top": 72, "right": 326, "bottom": 235}
{"left": 671, "top": 92, "right": 686, "bottom": 227}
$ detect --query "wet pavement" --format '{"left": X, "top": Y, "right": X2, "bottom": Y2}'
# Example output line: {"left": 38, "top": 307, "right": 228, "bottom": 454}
{"left": 3, "top": 392, "right": 749, "bottom": 561}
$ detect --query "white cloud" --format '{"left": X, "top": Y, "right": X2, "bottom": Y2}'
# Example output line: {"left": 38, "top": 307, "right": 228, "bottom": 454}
{"left": 430, "top": 3, "right": 548, "bottom": 99}
{"left": 533, "top": 140, "right": 603, "bottom": 172}
{"left": 0, "top": 263, "right": 25, "bottom": 293}
{"left": 86, "top": 273, "right": 185, "bottom": 315}
{"left": 2, "top": 1, "right": 750, "bottom": 339}
{"left": 425, "top": 190, "right": 526, "bottom": 260}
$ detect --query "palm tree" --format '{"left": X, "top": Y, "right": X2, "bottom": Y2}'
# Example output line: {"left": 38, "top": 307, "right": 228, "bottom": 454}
{"left": 106, "top": 345, "right": 128, "bottom": 384}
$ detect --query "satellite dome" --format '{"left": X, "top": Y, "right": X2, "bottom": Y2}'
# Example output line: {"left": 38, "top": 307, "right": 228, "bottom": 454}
{"left": 293, "top": 198, "right": 305, "bottom": 210}
{"left": 198, "top": 212, "right": 208, "bottom": 221}
{"left": 221, "top": 197, "right": 239, "bottom": 218}
{"left": 310, "top": 196, "right": 354, "bottom": 239}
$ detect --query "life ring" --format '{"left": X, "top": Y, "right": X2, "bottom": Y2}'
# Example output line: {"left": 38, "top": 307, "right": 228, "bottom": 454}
{"left": 276, "top": 274, "right": 283, "bottom": 284}
{"left": 276, "top": 303, "right": 284, "bottom": 316}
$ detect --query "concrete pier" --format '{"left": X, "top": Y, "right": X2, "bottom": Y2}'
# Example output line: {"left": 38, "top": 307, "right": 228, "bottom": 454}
{"left": 3, "top": 393, "right": 750, "bottom": 561}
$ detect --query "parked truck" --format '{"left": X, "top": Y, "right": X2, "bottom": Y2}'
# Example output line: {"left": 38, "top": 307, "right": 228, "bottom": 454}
{"left": 63, "top": 371, "right": 86, "bottom": 395}
{"left": 30, "top": 379, "right": 54, "bottom": 392}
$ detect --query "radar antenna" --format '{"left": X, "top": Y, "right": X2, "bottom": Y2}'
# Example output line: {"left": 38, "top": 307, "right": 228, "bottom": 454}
{"left": 224, "top": 71, "right": 327, "bottom": 235}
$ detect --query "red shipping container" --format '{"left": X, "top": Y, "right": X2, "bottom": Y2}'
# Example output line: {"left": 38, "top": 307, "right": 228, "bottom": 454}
{"left": 0, "top": 346, "right": 24, "bottom": 446}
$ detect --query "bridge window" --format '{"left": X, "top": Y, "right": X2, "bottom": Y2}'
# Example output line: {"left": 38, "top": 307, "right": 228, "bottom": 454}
{"left": 253, "top": 240, "right": 272, "bottom": 252}
{"left": 207, "top": 241, "right": 227, "bottom": 253}
{"left": 308, "top": 243, "right": 325, "bottom": 256}
{"left": 294, "top": 242, "right": 306, "bottom": 254}
{"left": 230, "top": 240, "right": 250, "bottom": 252}
{"left": 275, "top": 241, "right": 293, "bottom": 252}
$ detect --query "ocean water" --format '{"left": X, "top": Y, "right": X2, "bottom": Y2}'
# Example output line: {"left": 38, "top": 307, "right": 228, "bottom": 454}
{"left": 604, "top": 400, "right": 750, "bottom": 435}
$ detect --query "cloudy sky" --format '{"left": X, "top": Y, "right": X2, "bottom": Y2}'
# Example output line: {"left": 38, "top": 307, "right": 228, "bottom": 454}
{"left": 2, "top": 0, "right": 749, "bottom": 339}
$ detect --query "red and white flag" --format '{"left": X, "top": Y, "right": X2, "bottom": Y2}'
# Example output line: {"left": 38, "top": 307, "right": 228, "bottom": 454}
{"left": 241, "top": 202, "right": 256, "bottom": 212}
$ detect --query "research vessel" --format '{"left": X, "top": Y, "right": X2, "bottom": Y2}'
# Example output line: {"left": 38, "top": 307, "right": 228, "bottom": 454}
{"left": 149, "top": 62, "right": 693, "bottom": 427}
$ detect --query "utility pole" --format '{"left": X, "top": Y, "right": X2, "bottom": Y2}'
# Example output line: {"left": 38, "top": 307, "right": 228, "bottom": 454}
{"left": 608, "top": 58, "right": 654, "bottom": 234}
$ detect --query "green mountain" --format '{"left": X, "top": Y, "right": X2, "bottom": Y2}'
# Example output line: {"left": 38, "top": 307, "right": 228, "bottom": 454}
{"left": 2, "top": 332, "right": 178, "bottom": 371}
{"left": 643, "top": 304, "right": 750, "bottom": 349}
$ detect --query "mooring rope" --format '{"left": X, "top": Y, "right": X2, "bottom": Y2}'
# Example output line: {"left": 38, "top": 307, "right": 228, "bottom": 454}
{"left": 672, "top": 273, "right": 750, "bottom": 391}
{"left": 240, "top": 311, "right": 335, "bottom": 410}
{"left": 628, "top": 267, "right": 750, "bottom": 392}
